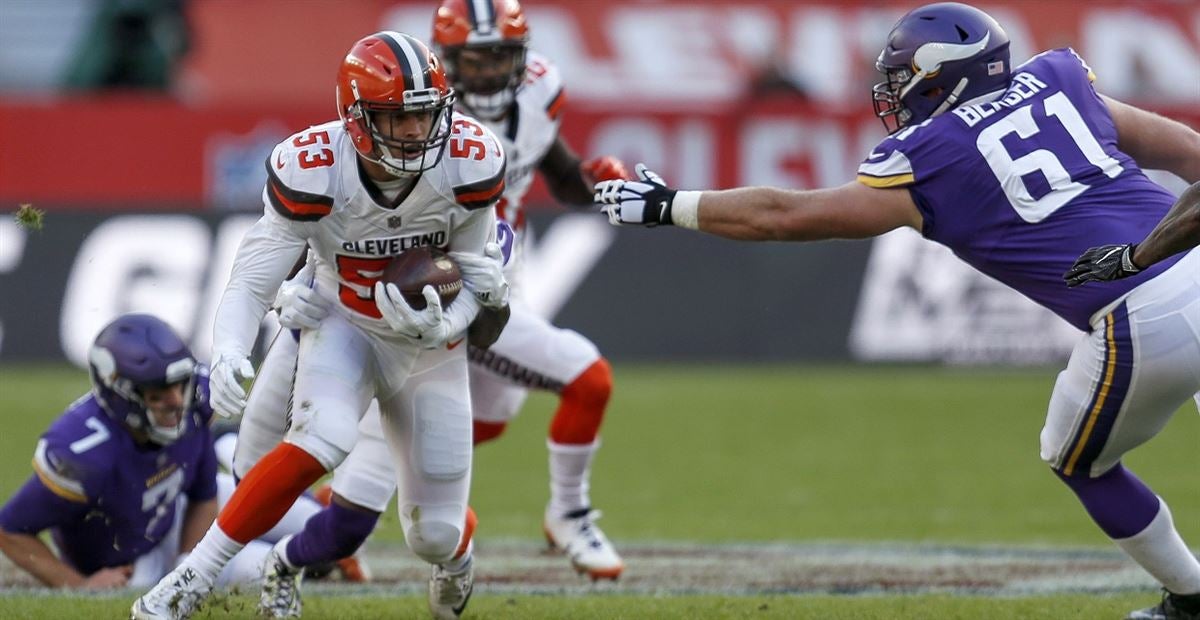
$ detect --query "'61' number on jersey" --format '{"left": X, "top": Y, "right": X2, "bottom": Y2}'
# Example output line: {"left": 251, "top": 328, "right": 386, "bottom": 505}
{"left": 976, "top": 91, "right": 1122, "bottom": 223}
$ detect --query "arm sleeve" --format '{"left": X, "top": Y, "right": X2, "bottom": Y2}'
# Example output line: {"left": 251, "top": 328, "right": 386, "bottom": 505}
{"left": 211, "top": 213, "right": 308, "bottom": 358}
{"left": 0, "top": 476, "right": 89, "bottom": 535}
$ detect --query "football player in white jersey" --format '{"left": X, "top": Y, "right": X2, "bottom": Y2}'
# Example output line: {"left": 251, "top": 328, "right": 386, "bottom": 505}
{"left": 432, "top": 0, "right": 630, "bottom": 580}
{"left": 225, "top": 0, "right": 632, "bottom": 592}
{"left": 132, "top": 31, "right": 506, "bottom": 620}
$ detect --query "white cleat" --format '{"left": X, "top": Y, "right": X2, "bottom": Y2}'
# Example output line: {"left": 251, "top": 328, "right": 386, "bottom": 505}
{"left": 258, "top": 538, "right": 304, "bottom": 618}
{"left": 130, "top": 564, "right": 213, "bottom": 620}
{"left": 544, "top": 507, "right": 624, "bottom": 580}
{"left": 427, "top": 557, "right": 474, "bottom": 620}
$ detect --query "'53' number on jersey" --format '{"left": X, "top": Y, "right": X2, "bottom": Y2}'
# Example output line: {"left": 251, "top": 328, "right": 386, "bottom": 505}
{"left": 449, "top": 119, "right": 496, "bottom": 161}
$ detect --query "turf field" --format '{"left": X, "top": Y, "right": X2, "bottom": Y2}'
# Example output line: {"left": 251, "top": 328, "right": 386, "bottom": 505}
{"left": 0, "top": 363, "right": 1197, "bottom": 619}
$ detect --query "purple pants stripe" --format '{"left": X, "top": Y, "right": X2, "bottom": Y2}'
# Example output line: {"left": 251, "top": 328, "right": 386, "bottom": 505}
{"left": 1062, "top": 303, "right": 1133, "bottom": 477}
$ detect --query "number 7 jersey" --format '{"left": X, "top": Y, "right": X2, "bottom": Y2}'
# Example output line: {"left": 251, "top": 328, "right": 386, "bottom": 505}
{"left": 856, "top": 48, "right": 1183, "bottom": 331}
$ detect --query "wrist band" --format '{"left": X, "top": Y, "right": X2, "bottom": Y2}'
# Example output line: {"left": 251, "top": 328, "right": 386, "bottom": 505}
{"left": 671, "top": 191, "right": 702, "bottom": 229}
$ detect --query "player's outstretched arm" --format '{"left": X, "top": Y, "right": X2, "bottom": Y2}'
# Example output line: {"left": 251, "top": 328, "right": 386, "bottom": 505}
{"left": 1103, "top": 95, "right": 1200, "bottom": 184}
{"left": 595, "top": 165, "right": 922, "bottom": 241}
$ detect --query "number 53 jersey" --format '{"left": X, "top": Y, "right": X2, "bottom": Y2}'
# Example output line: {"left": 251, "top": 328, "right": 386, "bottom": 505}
{"left": 856, "top": 48, "right": 1184, "bottom": 332}
{"left": 235, "top": 112, "right": 504, "bottom": 343}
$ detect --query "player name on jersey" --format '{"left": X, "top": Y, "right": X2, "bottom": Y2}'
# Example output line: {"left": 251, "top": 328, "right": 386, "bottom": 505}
{"left": 952, "top": 72, "right": 1048, "bottom": 126}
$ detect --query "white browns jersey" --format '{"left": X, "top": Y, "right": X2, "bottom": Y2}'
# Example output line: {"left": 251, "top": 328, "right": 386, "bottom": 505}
{"left": 480, "top": 49, "right": 563, "bottom": 231}
{"left": 213, "top": 113, "right": 504, "bottom": 356}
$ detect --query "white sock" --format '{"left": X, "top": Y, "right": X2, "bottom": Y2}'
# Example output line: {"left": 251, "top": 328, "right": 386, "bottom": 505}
{"left": 274, "top": 535, "right": 300, "bottom": 570}
{"left": 1115, "top": 497, "right": 1200, "bottom": 595}
{"left": 441, "top": 541, "right": 472, "bottom": 573}
{"left": 547, "top": 439, "right": 598, "bottom": 517}
{"left": 186, "top": 525, "right": 245, "bottom": 581}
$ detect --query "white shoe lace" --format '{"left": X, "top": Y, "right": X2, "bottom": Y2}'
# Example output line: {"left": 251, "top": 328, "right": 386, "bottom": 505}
{"left": 431, "top": 566, "right": 471, "bottom": 605}
{"left": 568, "top": 510, "right": 612, "bottom": 550}
{"left": 260, "top": 552, "right": 303, "bottom": 617}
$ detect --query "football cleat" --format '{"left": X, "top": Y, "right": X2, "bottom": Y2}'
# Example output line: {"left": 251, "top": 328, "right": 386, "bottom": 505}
{"left": 258, "top": 537, "right": 304, "bottom": 618}
{"left": 427, "top": 557, "right": 474, "bottom": 620}
{"left": 130, "top": 565, "right": 213, "bottom": 620}
{"left": 1127, "top": 590, "right": 1200, "bottom": 620}
{"left": 543, "top": 507, "right": 624, "bottom": 580}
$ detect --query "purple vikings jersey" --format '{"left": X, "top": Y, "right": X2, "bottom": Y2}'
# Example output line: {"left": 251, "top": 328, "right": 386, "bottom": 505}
{"left": 857, "top": 49, "right": 1183, "bottom": 331}
{"left": 0, "top": 369, "right": 217, "bottom": 575}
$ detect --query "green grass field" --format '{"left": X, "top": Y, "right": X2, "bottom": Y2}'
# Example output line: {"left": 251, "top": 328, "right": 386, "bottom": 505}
{"left": 1, "top": 363, "right": 1197, "bottom": 618}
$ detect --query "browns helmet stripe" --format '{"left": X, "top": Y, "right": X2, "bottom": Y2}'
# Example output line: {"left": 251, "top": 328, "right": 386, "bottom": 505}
{"left": 378, "top": 31, "right": 429, "bottom": 92}
{"left": 469, "top": 0, "right": 496, "bottom": 34}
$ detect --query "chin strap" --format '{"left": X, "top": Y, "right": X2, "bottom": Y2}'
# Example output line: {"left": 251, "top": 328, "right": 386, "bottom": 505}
{"left": 930, "top": 77, "right": 970, "bottom": 118}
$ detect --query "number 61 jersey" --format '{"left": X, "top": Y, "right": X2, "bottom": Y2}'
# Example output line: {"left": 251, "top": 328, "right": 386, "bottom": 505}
{"left": 239, "top": 112, "right": 504, "bottom": 341}
{"left": 856, "top": 48, "right": 1183, "bottom": 331}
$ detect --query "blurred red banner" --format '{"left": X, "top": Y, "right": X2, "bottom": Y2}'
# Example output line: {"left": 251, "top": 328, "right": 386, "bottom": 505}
{"left": 2, "top": 0, "right": 1197, "bottom": 208}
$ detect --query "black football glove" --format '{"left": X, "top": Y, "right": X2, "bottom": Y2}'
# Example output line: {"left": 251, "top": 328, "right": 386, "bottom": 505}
{"left": 593, "top": 164, "right": 677, "bottom": 226}
{"left": 1063, "top": 243, "right": 1141, "bottom": 287}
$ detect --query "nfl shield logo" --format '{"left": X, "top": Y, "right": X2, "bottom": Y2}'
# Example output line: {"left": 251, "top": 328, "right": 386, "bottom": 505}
{"left": 387, "top": 215, "right": 402, "bottom": 229}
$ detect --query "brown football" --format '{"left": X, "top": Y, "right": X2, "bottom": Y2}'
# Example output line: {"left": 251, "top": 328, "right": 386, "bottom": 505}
{"left": 381, "top": 247, "right": 462, "bottom": 310}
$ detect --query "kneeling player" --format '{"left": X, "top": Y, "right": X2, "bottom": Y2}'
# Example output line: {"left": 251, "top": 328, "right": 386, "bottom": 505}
{"left": 0, "top": 314, "right": 319, "bottom": 589}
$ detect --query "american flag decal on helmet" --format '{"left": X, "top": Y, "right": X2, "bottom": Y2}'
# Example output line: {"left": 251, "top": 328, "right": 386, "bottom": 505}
{"left": 987, "top": 61, "right": 1005, "bottom": 76}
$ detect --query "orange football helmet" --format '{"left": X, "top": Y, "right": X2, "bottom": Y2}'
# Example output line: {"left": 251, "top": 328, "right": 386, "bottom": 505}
{"left": 432, "top": 0, "right": 529, "bottom": 120}
{"left": 336, "top": 31, "right": 456, "bottom": 176}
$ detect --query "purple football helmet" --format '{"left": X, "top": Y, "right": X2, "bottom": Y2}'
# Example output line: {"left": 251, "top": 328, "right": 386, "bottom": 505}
{"left": 872, "top": 2, "right": 1011, "bottom": 134}
{"left": 87, "top": 314, "right": 197, "bottom": 446}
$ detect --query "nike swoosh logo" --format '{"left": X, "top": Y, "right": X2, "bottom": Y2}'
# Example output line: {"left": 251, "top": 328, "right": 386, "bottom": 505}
{"left": 446, "top": 338, "right": 465, "bottom": 350}
{"left": 867, "top": 150, "right": 886, "bottom": 160}
{"left": 452, "top": 585, "right": 474, "bottom": 614}
{"left": 1098, "top": 247, "right": 1123, "bottom": 262}
{"left": 276, "top": 152, "right": 286, "bottom": 169}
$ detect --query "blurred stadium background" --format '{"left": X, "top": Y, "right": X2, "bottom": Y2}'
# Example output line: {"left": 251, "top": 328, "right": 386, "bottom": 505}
{"left": 1, "top": 1, "right": 1198, "bottom": 618}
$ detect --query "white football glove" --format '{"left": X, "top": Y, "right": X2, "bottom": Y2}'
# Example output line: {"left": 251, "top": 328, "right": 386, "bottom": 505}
{"left": 273, "top": 263, "right": 330, "bottom": 330}
{"left": 209, "top": 354, "right": 255, "bottom": 418}
{"left": 373, "top": 281, "right": 451, "bottom": 348}
{"left": 450, "top": 243, "right": 510, "bottom": 309}
{"left": 593, "top": 164, "right": 677, "bottom": 226}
